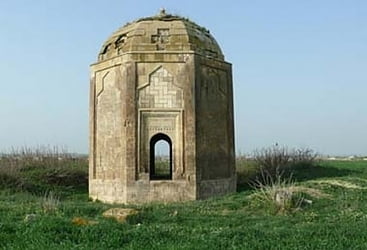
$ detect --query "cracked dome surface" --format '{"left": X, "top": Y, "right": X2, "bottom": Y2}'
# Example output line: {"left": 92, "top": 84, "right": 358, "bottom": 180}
{"left": 98, "top": 11, "right": 224, "bottom": 61}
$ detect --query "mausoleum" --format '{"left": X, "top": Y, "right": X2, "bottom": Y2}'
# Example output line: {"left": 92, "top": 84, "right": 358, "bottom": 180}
{"left": 89, "top": 10, "right": 236, "bottom": 203}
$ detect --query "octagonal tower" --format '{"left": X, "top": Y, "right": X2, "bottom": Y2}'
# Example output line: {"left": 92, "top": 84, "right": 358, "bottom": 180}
{"left": 89, "top": 10, "right": 236, "bottom": 203}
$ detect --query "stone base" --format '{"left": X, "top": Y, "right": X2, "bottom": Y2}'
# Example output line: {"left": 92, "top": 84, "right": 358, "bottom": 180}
{"left": 197, "top": 177, "right": 237, "bottom": 200}
{"left": 89, "top": 179, "right": 125, "bottom": 204}
{"left": 89, "top": 179, "right": 196, "bottom": 204}
{"left": 89, "top": 177, "right": 236, "bottom": 204}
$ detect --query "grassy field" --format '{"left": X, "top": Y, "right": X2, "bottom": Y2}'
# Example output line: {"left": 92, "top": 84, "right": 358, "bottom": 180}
{"left": 1, "top": 150, "right": 367, "bottom": 249}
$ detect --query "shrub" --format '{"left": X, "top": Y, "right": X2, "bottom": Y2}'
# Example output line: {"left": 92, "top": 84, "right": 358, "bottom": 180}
{"left": 253, "top": 146, "right": 291, "bottom": 177}
{"left": 291, "top": 148, "right": 319, "bottom": 167}
{"left": 252, "top": 146, "right": 318, "bottom": 184}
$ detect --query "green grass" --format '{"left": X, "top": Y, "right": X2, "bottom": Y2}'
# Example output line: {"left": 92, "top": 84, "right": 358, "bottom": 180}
{"left": 153, "top": 157, "right": 171, "bottom": 178}
{"left": 1, "top": 155, "right": 367, "bottom": 249}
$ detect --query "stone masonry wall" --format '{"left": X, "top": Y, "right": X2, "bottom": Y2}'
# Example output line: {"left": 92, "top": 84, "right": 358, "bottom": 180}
{"left": 95, "top": 68, "right": 124, "bottom": 180}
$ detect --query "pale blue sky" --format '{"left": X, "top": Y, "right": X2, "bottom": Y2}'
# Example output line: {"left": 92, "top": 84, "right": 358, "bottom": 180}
{"left": 0, "top": 0, "right": 366, "bottom": 156}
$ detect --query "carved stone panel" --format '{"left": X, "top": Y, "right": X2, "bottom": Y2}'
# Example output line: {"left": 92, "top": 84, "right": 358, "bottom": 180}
{"left": 151, "top": 29, "right": 170, "bottom": 50}
{"left": 95, "top": 69, "right": 123, "bottom": 180}
{"left": 138, "top": 67, "right": 183, "bottom": 109}
{"left": 138, "top": 111, "right": 183, "bottom": 179}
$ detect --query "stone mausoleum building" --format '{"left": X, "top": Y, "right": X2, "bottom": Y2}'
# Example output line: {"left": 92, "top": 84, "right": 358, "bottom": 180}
{"left": 89, "top": 10, "right": 236, "bottom": 203}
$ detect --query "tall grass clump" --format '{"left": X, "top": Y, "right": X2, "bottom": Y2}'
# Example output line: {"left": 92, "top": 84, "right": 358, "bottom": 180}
{"left": 250, "top": 170, "right": 305, "bottom": 214}
{"left": 41, "top": 191, "right": 60, "bottom": 214}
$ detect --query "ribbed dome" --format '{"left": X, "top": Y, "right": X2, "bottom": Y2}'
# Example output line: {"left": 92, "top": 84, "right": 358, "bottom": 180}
{"left": 98, "top": 10, "right": 224, "bottom": 61}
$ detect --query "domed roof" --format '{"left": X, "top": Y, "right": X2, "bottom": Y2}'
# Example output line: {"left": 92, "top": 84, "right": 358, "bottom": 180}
{"left": 98, "top": 10, "right": 224, "bottom": 61}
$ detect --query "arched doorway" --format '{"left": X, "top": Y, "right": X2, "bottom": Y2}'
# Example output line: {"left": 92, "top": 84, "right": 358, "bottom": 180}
{"left": 149, "top": 133, "right": 172, "bottom": 180}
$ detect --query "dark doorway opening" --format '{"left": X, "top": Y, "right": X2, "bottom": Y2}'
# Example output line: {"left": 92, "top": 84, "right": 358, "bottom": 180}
{"left": 150, "top": 133, "right": 172, "bottom": 180}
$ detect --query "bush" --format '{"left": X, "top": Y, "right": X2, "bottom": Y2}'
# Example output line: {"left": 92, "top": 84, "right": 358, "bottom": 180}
{"left": 253, "top": 146, "right": 291, "bottom": 177}
{"left": 291, "top": 148, "right": 319, "bottom": 167}
{"left": 252, "top": 146, "right": 318, "bottom": 185}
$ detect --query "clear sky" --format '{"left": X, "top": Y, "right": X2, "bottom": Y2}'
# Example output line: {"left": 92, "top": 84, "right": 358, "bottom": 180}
{"left": 0, "top": 0, "right": 366, "bottom": 156}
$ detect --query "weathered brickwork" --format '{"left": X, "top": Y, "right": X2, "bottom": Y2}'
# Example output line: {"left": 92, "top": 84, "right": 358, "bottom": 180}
{"left": 90, "top": 10, "right": 236, "bottom": 204}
